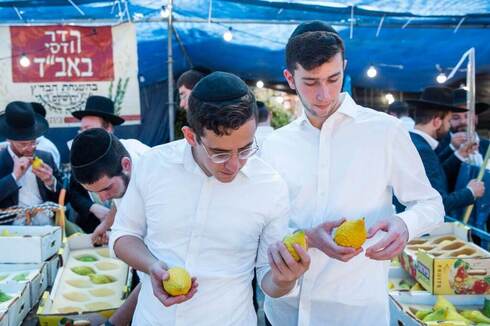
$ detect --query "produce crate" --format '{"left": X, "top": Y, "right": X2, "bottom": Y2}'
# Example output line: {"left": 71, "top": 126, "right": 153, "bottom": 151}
{"left": 0, "top": 263, "right": 48, "bottom": 309}
{"left": 0, "top": 282, "right": 30, "bottom": 326}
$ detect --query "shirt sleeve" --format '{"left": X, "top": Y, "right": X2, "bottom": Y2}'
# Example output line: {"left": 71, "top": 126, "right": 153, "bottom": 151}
{"left": 109, "top": 160, "right": 147, "bottom": 256}
{"left": 389, "top": 122, "right": 445, "bottom": 241}
{"left": 255, "top": 177, "right": 290, "bottom": 289}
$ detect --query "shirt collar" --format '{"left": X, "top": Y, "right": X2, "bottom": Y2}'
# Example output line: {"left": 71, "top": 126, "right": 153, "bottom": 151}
{"left": 297, "top": 92, "right": 358, "bottom": 128}
{"left": 7, "top": 144, "right": 18, "bottom": 160}
{"left": 412, "top": 128, "right": 439, "bottom": 150}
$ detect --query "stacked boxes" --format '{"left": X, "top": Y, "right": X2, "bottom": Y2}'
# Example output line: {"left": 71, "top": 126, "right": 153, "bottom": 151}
{"left": 0, "top": 226, "right": 62, "bottom": 325}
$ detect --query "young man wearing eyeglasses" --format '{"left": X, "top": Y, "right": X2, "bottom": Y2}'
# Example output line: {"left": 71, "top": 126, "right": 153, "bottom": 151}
{"left": 110, "top": 71, "right": 310, "bottom": 325}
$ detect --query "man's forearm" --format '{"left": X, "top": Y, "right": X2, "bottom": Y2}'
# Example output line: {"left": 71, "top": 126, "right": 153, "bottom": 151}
{"left": 114, "top": 235, "right": 162, "bottom": 274}
{"left": 261, "top": 270, "right": 295, "bottom": 298}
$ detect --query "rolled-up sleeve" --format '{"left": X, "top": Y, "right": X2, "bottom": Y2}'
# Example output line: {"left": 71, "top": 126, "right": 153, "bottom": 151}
{"left": 109, "top": 161, "right": 147, "bottom": 256}
{"left": 389, "top": 122, "right": 445, "bottom": 240}
{"left": 256, "top": 177, "right": 290, "bottom": 288}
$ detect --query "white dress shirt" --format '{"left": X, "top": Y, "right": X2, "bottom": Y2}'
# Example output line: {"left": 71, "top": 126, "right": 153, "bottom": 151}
{"left": 110, "top": 139, "right": 289, "bottom": 326}
{"left": 261, "top": 93, "right": 444, "bottom": 326}
{"left": 411, "top": 128, "right": 439, "bottom": 150}
{"left": 400, "top": 116, "right": 415, "bottom": 131}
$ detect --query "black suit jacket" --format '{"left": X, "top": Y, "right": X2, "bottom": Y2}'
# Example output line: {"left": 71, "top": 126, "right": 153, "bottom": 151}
{"left": 68, "top": 175, "right": 100, "bottom": 233}
{"left": 0, "top": 148, "right": 62, "bottom": 209}
{"left": 410, "top": 132, "right": 474, "bottom": 215}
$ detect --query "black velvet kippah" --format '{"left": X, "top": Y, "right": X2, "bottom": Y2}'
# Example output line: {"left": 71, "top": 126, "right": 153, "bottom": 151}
{"left": 70, "top": 128, "right": 112, "bottom": 168}
{"left": 290, "top": 21, "right": 338, "bottom": 39}
{"left": 191, "top": 71, "right": 249, "bottom": 102}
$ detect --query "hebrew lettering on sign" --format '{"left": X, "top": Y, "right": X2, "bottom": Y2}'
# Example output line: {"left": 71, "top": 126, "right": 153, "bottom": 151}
{"left": 11, "top": 25, "right": 113, "bottom": 82}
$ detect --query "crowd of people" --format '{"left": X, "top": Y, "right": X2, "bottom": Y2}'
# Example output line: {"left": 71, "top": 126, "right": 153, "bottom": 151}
{"left": 0, "top": 19, "right": 488, "bottom": 325}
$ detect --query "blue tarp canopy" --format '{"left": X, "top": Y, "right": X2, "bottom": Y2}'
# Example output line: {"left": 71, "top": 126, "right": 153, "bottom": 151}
{"left": 0, "top": 1, "right": 489, "bottom": 92}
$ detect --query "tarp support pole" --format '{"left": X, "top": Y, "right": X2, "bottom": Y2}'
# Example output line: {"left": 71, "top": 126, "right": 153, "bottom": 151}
{"left": 167, "top": 0, "right": 175, "bottom": 141}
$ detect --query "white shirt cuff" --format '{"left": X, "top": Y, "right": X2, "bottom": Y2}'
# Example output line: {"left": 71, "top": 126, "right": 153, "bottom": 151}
{"left": 449, "top": 143, "right": 456, "bottom": 151}
{"left": 466, "top": 185, "right": 476, "bottom": 199}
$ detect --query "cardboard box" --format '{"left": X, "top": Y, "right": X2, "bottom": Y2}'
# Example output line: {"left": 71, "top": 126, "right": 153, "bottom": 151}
{"left": 389, "top": 291, "right": 486, "bottom": 326}
{"left": 0, "top": 263, "right": 48, "bottom": 309}
{"left": 389, "top": 267, "right": 427, "bottom": 292}
{"left": 399, "top": 222, "right": 471, "bottom": 294}
{"left": 0, "top": 282, "right": 30, "bottom": 326}
{"left": 0, "top": 226, "right": 62, "bottom": 263}
{"left": 37, "top": 234, "right": 132, "bottom": 326}
{"left": 45, "top": 254, "right": 60, "bottom": 287}
{"left": 0, "top": 310, "right": 8, "bottom": 326}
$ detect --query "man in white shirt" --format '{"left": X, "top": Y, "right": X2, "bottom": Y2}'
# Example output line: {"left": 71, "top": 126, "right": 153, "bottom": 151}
{"left": 0, "top": 102, "right": 61, "bottom": 167}
{"left": 0, "top": 102, "right": 62, "bottom": 225}
{"left": 68, "top": 96, "right": 148, "bottom": 234}
{"left": 111, "top": 72, "right": 310, "bottom": 325}
{"left": 70, "top": 128, "right": 148, "bottom": 326}
{"left": 261, "top": 21, "right": 444, "bottom": 326}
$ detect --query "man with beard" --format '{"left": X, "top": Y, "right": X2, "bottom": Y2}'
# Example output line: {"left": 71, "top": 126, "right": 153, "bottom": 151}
{"left": 437, "top": 89, "right": 490, "bottom": 167}
{"left": 0, "top": 101, "right": 62, "bottom": 224}
{"left": 68, "top": 96, "right": 148, "bottom": 235}
{"left": 408, "top": 87, "right": 485, "bottom": 214}
{"left": 70, "top": 128, "right": 148, "bottom": 326}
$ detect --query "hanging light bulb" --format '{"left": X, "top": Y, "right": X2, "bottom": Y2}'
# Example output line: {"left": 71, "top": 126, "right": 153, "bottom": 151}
{"left": 366, "top": 65, "right": 377, "bottom": 78}
{"left": 160, "top": 6, "right": 170, "bottom": 18}
{"left": 436, "top": 73, "right": 447, "bottom": 84}
{"left": 19, "top": 54, "right": 30, "bottom": 68}
{"left": 223, "top": 27, "right": 233, "bottom": 42}
{"left": 385, "top": 93, "right": 395, "bottom": 105}
{"left": 256, "top": 80, "right": 264, "bottom": 88}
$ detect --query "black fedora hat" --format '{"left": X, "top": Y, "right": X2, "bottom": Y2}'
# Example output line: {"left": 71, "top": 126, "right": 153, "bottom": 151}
{"left": 72, "top": 96, "right": 124, "bottom": 126}
{"left": 31, "top": 102, "right": 46, "bottom": 118}
{"left": 0, "top": 101, "right": 49, "bottom": 140}
{"left": 453, "top": 88, "right": 489, "bottom": 115}
{"left": 407, "top": 87, "right": 467, "bottom": 113}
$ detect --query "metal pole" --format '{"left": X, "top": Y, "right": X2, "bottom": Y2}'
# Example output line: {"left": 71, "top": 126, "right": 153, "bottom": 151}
{"left": 167, "top": 0, "right": 175, "bottom": 141}
{"left": 466, "top": 48, "right": 476, "bottom": 143}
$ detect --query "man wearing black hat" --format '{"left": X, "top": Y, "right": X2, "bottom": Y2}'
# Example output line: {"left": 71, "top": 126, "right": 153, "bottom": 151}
{"left": 260, "top": 21, "right": 443, "bottom": 326}
{"left": 0, "top": 101, "right": 62, "bottom": 224}
{"left": 111, "top": 72, "right": 310, "bottom": 325}
{"left": 437, "top": 89, "right": 490, "bottom": 167}
{"left": 68, "top": 95, "right": 148, "bottom": 234}
{"left": 387, "top": 100, "right": 415, "bottom": 130}
{"left": 0, "top": 102, "right": 61, "bottom": 167}
{"left": 408, "top": 87, "right": 485, "bottom": 214}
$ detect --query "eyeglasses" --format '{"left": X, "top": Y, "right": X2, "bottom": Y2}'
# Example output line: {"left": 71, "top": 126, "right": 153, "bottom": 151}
{"left": 200, "top": 139, "right": 259, "bottom": 164}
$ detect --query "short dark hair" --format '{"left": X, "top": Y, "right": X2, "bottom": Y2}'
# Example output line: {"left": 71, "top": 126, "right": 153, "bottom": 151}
{"left": 70, "top": 128, "right": 129, "bottom": 185}
{"left": 286, "top": 31, "right": 344, "bottom": 73}
{"left": 257, "top": 101, "right": 269, "bottom": 123}
{"left": 177, "top": 70, "right": 206, "bottom": 89}
{"left": 187, "top": 91, "right": 258, "bottom": 141}
{"left": 387, "top": 101, "right": 409, "bottom": 118}
{"left": 414, "top": 108, "right": 449, "bottom": 125}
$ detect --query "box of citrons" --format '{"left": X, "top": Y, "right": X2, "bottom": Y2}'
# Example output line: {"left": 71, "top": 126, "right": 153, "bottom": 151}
{"left": 390, "top": 292, "right": 490, "bottom": 325}
{"left": 37, "top": 234, "right": 132, "bottom": 326}
{"left": 400, "top": 223, "right": 470, "bottom": 281}
{"left": 401, "top": 222, "right": 490, "bottom": 295}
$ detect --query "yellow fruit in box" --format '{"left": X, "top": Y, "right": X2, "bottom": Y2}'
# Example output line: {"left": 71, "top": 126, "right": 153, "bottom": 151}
{"left": 460, "top": 310, "right": 490, "bottom": 324}
{"left": 334, "top": 218, "right": 367, "bottom": 249}
{"left": 163, "top": 267, "right": 192, "bottom": 296}
{"left": 434, "top": 295, "right": 457, "bottom": 312}
{"left": 32, "top": 156, "right": 43, "bottom": 169}
{"left": 444, "top": 309, "right": 471, "bottom": 325}
{"left": 283, "top": 230, "right": 308, "bottom": 261}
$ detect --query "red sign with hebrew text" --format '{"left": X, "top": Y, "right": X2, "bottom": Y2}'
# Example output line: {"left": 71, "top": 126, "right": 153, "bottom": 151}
{"left": 11, "top": 26, "right": 114, "bottom": 82}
